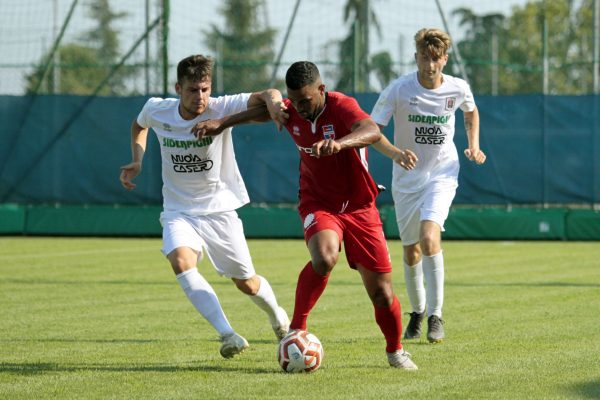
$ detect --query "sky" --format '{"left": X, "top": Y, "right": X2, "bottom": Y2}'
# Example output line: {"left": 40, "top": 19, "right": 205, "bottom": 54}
{"left": 0, "top": 0, "right": 530, "bottom": 95}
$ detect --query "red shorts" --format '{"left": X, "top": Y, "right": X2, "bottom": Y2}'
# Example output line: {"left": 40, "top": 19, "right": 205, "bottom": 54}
{"left": 299, "top": 206, "right": 392, "bottom": 273}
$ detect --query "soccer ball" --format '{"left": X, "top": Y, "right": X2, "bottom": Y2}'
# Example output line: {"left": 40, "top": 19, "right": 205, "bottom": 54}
{"left": 278, "top": 330, "right": 323, "bottom": 373}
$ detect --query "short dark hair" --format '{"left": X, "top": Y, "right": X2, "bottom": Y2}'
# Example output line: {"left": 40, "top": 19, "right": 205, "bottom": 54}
{"left": 285, "top": 61, "right": 320, "bottom": 90}
{"left": 177, "top": 55, "right": 213, "bottom": 83}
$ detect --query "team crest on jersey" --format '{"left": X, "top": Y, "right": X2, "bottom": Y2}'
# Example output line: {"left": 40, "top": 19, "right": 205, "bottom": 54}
{"left": 409, "top": 97, "right": 418, "bottom": 106}
{"left": 292, "top": 126, "right": 301, "bottom": 136}
{"left": 445, "top": 97, "right": 456, "bottom": 111}
{"left": 163, "top": 123, "right": 172, "bottom": 132}
{"left": 322, "top": 125, "right": 335, "bottom": 140}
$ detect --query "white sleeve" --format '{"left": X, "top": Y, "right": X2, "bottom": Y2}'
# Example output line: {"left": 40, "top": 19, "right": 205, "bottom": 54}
{"left": 136, "top": 97, "right": 162, "bottom": 128}
{"left": 370, "top": 83, "right": 397, "bottom": 126}
{"left": 459, "top": 81, "right": 476, "bottom": 112}
{"left": 210, "top": 93, "right": 252, "bottom": 117}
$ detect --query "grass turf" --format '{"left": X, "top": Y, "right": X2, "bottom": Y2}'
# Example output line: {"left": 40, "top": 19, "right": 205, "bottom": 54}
{"left": 0, "top": 237, "right": 599, "bottom": 399}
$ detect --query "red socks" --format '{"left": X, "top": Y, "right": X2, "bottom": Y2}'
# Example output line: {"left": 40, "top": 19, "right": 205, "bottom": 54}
{"left": 291, "top": 261, "right": 403, "bottom": 354}
{"left": 290, "top": 262, "right": 329, "bottom": 330}
{"left": 374, "top": 296, "right": 403, "bottom": 353}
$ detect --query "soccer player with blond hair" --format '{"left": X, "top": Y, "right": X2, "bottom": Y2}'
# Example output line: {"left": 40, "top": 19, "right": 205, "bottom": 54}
{"left": 371, "top": 28, "right": 486, "bottom": 343}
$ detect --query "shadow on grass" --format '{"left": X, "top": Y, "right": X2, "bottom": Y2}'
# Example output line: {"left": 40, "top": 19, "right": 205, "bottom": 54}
{"left": 1, "top": 337, "right": 283, "bottom": 346}
{"left": 1, "top": 277, "right": 364, "bottom": 288}
{"left": 0, "top": 338, "right": 159, "bottom": 344}
{"left": 569, "top": 379, "right": 600, "bottom": 398}
{"left": 401, "top": 340, "right": 439, "bottom": 347}
{"left": 0, "top": 361, "right": 277, "bottom": 375}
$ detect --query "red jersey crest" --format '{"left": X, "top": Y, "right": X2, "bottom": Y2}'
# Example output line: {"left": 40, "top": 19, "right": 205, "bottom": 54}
{"left": 322, "top": 124, "right": 335, "bottom": 140}
{"left": 282, "top": 92, "right": 379, "bottom": 213}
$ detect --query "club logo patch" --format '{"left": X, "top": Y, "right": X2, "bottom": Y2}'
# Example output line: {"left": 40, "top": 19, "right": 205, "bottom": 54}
{"left": 292, "top": 126, "right": 300, "bottom": 136}
{"left": 445, "top": 97, "right": 456, "bottom": 111}
{"left": 322, "top": 125, "right": 335, "bottom": 140}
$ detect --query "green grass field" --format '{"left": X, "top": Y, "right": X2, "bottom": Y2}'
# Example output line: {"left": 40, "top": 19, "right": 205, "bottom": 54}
{"left": 1, "top": 237, "right": 599, "bottom": 399}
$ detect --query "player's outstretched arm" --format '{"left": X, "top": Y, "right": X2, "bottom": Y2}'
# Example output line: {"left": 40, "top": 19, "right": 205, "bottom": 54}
{"left": 463, "top": 106, "right": 486, "bottom": 165}
{"left": 191, "top": 88, "right": 289, "bottom": 139}
{"left": 191, "top": 105, "right": 271, "bottom": 139}
{"left": 120, "top": 120, "right": 147, "bottom": 191}
{"left": 248, "top": 88, "right": 288, "bottom": 130}
{"left": 371, "top": 128, "right": 418, "bottom": 170}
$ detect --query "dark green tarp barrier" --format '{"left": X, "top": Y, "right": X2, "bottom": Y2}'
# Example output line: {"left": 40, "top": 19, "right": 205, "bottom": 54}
{"left": 1, "top": 94, "right": 598, "bottom": 206}
{"left": 2, "top": 203, "right": 599, "bottom": 240}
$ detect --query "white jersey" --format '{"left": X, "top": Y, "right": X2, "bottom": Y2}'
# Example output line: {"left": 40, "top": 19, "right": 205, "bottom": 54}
{"left": 371, "top": 71, "right": 476, "bottom": 193}
{"left": 137, "top": 94, "right": 251, "bottom": 215}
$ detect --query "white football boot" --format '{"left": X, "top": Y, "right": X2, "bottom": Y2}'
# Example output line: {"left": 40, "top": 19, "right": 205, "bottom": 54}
{"left": 219, "top": 332, "right": 249, "bottom": 358}
{"left": 270, "top": 306, "right": 290, "bottom": 341}
{"left": 387, "top": 349, "right": 418, "bottom": 370}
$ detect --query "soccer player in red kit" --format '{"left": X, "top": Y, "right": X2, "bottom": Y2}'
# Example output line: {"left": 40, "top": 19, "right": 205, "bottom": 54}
{"left": 191, "top": 61, "right": 417, "bottom": 370}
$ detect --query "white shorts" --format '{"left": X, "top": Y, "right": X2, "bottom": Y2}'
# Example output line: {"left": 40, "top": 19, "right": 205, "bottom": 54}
{"left": 159, "top": 210, "right": 255, "bottom": 280}
{"left": 392, "top": 179, "right": 457, "bottom": 246}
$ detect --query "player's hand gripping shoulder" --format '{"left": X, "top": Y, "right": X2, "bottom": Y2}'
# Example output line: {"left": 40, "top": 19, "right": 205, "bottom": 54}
{"left": 464, "top": 147, "right": 486, "bottom": 165}
{"left": 250, "top": 88, "right": 289, "bottom": 130}
{"left": 119, "top": 161, "right": 141, "bottom": 190}
{"left": 266, "top": 100, "right": 289, "bottom": 131}
{"left": 251, "top": 89, "right": 289, "bottom": 131}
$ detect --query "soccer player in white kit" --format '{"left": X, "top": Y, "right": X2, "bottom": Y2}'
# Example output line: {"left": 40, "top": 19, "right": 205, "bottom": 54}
{"left": 371, "top": 29, "right": 486, "bottom": 343}
{"left": 119, "top": 55, "right": 290, "bottom": 358}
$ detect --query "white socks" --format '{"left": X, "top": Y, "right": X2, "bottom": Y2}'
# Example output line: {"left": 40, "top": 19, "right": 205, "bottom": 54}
{"left": 404, "top": 260, "right": 426, "bottom": 314}
{"left": 249, "top": 275, "right": 283, "bottom": 326}
{"left": 176, "top": 268, "right": 234, "bottom": 336}
{"left": 422, "top": 251, "right": 444, "bottom": 318}
{"left": 405, "top": 251, "right": 445, "bottom": 317}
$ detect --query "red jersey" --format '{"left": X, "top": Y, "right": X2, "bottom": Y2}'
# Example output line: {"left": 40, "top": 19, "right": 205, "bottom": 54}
{"left": 283, "top": 92, "right": 380, "bottom": 214}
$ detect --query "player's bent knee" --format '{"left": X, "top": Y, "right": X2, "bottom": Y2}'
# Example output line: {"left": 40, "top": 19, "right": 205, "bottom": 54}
{"left": 420, "top": 235, "right": 440, "bottom": 255}
{"left": 168, "top": 256, "right": 197, "bottom": 274}
{"left": 167, "top": 248, "right": 199, "bottom": 274}
{"left": 232, "top": 276, "right": 259, "bottom": 295}
{"left": 312, "top": 256, "right": 336, "bottom": 275}
{"left": 369, "top": 287, "right": 394, "bottom": 308}
{"left": 403, "top": 245, "right": 421, "bottom": 266}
